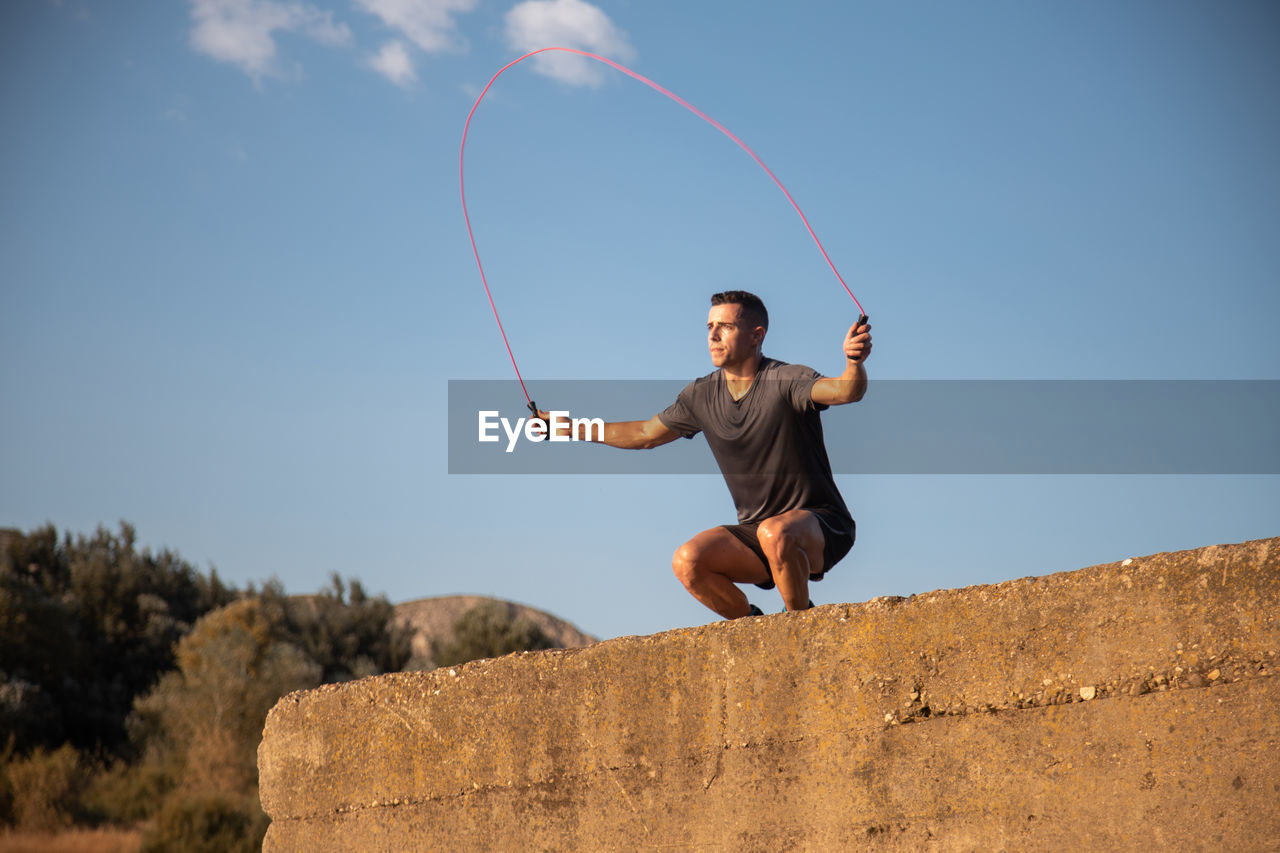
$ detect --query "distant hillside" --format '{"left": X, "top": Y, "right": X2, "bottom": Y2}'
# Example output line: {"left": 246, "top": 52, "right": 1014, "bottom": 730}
{"left": 394, "top": 596, "right": 596, "bottom": 668}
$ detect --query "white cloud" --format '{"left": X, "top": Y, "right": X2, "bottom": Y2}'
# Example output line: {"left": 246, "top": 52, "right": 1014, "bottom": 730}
{"left": 504, "top": 0, "right": 635, "bottom": 87}
{"left": 369, "top": 40, "right": 418, "bottom": 87}
{"left": 189, "top": 0, "right": 351, "bottom": 80}
{"left": 353, "top": 0, "right": 479, "bottom": 53}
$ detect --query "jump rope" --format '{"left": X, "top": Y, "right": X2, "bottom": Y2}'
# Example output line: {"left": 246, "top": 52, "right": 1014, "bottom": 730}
{"left": 459, "top": 47, "right": 868, "bottom": 422}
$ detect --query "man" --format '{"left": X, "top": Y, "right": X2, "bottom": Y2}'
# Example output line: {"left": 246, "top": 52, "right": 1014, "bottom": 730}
{"left": 539, "top": 290, "right": 871, "bottom": 618}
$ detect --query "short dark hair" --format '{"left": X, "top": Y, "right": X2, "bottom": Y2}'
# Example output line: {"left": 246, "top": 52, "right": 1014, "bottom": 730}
{"left": 710, "top": 290, "right": 768, "bottom": 331}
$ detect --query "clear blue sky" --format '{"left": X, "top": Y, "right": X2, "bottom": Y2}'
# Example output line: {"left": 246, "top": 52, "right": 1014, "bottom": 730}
{"left": 3, "top": 0, "right": 1277, "bottom": 640}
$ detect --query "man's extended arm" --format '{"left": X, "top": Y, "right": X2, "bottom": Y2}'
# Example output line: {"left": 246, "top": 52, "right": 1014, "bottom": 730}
{"left": 811, "top": 318, "right": 872, "bottom": 406}
{"left": 535, "top": 411, "right": 682, "bottom": 449}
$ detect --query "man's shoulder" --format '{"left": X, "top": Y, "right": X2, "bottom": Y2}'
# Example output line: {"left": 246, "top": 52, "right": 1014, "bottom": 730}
{"left": 759, "top": 358, "right": 820, "bottom": 380}
{"left": 680, "top": 369, "right": 721, "bottom": 394}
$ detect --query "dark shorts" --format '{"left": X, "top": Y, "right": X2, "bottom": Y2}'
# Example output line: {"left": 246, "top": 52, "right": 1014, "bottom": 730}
{"left": 721, "top": 509, "right": 856, "bottom": 591}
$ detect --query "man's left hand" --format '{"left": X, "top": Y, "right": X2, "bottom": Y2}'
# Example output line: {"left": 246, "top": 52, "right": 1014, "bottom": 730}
{"left": 843, "top": 319, "right": 872, "bottom": 364}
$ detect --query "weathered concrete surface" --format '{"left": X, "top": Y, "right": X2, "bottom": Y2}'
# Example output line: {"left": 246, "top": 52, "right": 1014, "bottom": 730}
{"left": 260, "top": 537, "right": 1280, "bottom": 851}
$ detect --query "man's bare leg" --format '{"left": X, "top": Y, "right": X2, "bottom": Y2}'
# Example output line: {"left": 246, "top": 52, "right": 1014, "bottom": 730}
{"left": 757, "top": 510, "right": 826, "bottom": 612}
{"left": 672, "top": 528, "right": 772, "bottom": 619}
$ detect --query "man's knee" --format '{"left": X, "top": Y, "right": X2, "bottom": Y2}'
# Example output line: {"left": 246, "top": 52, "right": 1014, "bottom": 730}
{"left": 758, "top": 514, "right": 820, "bottom": 572}
{"left": 757, "top": 517, "right": 797, "bottom": 563}
{"left": 672, "top": 541, "right": 701, "bottom": 587}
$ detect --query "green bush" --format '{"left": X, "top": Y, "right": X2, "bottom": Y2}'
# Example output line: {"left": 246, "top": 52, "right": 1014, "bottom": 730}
{"left": 432, "top": 601, "right": 556, "bottom": 668}
{"left": 258, "top": 573, "right": 412, "bottom": 683}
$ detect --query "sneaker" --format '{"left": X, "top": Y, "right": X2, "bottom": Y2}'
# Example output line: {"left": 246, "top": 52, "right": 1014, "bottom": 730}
{"left": 748, "top": 604, "right": 764, "bottom": 617}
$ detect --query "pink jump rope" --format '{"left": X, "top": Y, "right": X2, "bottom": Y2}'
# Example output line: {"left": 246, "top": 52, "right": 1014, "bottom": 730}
{"left": 460, "top": 47, "right": 867, "bottom": 421}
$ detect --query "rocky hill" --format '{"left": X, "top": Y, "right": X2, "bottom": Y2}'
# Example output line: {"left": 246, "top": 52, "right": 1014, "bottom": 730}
{"left": 393, "top": 595, "right": 596, "bottom": 668}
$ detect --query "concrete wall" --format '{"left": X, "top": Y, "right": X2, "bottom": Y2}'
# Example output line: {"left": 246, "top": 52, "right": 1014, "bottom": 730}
{"left": 259, "top": 537, "right": 1279, "bottom": 851}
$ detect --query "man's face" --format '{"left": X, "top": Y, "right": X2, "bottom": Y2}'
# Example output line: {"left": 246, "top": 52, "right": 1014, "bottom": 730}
{"left": 707, "top": 303, "right": 762, "bottom": 368}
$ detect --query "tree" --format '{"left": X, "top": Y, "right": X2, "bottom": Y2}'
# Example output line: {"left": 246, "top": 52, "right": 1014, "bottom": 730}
{"left": 127, "top": 597, "right": 318, "bottom": 850}
{"left": 258, "top": 573, "right": 412, "bottom": 683}
{"left": 0, "top": 562, "right": 74, "bottom": 748}
{"left": 431, "top": 601, "right": 556, "bottom": 668}
{"left": 0, "top": 523, "right": 237, "bottom": 757}
{"left": 131, "top": 598, "right": 321, "bottom": 797}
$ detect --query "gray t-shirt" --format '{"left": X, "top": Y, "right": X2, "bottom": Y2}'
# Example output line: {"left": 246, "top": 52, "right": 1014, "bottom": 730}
{"left": 658, "top": 357, "right": 853, "bottom": 527}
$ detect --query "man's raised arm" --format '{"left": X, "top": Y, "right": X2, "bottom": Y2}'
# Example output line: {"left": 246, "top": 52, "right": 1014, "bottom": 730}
{"left": 811, "top": 318, "right": 872, "bottom": 406}
{"left": 535, "top": 411, "right": 682, "bottom": 450}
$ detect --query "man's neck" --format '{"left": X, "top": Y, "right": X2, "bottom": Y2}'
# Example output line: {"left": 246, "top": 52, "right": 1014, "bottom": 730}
{"left": 721, "top": 350, "right": 757, "bottom": 384}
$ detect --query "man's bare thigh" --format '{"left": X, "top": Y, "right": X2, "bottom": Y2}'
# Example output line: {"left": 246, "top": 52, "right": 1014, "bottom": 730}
{"left": 680, "top": 526, "right": 772, "bottom": 585}
{"left": 759, "top": 509, "right": 828, "bottom": 572}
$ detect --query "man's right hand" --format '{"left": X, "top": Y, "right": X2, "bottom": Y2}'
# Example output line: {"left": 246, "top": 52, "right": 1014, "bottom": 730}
{"left": 532, "top": 411, "right": 681, "bottom": 449}
{"left": 533, "top": 409, "right": 575, "bottom": 441}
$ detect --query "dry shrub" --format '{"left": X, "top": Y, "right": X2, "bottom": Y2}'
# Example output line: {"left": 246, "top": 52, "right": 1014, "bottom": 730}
{"left": 178, "top": 726, "right": 251, "bottom": 799}
{"left": 4, "top": 745, "right": 83, "bottom": 831}
{"left": 81, "top": 761, "right": 167, "bottom": 826}
{"left": 138, "top": 794, "right": 266, "bottom": 853}
{"left": 0, "top": 826, "right": 141, "bottom": 853}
